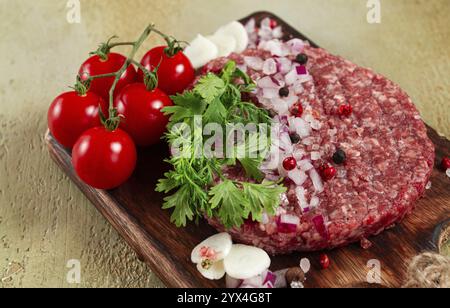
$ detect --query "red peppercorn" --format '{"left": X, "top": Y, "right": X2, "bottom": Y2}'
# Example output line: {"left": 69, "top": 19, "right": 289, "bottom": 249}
{"left": 319, "top": 254, "right": 330, "bottom": 269}
{"left": 319, "top": 164, "right": 337, "bottom": 181}
{"left": 291, "top": 104, "right": 304, "bottom": 118}
{"left": 338, "top": 104, "right": 353, "bottom": 117}
{"left": 441, "top": 157, "right": 450, "bottom": 170}
{"left": 269, "top": 19, "right": 278, "bottom": 29}
{"left": 283, "top": 157, "right": 297, "bottom": 171}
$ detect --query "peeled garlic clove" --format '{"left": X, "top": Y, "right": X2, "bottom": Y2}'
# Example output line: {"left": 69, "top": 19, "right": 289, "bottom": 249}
{"left": 215, "top": 21, "right": 249, "bottom": 53}
{"left": 184, "top": 34, "right": 218, "bottom": 69}
{"left": 207, "top": 34, "right": 237, "bottom": 57}
{"left": 197, "top": 260, "right": 226, "bottom": 280}
{"left": 191, "top": 233, "right": 233, "bottom": 264}
{"left": 224, "top": 244, "right": 271, "bottom": 280}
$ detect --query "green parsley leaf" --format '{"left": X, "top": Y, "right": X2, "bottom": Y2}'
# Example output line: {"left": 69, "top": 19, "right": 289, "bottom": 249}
{"left": 203, "top": 97, "right": 228, "bottom": 124}
{"left": 209, "top": 180, "right": 250, "bottom": 229}
{"left": 162, "top": 184, "right": 195, "bottom": 227}
{"left": 156, "top": 60, "right": 286, "bottom": 229}
{"left": 195, "top": 74, "right": 225, "bottom": 103}
{"left": 243, "top": 181, "right": 287, "bottom": 221}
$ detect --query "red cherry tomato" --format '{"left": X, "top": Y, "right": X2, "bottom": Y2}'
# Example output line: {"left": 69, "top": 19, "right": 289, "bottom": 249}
{"left": 79, "top": 52, "right": 137, "bottom": 102}
{"left": 48, "top": 91, "right": 107, "bottom": 148}
{"left": 115, "top": 83, "right": 173, "bottom": 147}
{"left": 138, "top": 46, "right": 195, "bottom": 95}
{"left": 72, "top": 127, "right": 137, "bottom": 190}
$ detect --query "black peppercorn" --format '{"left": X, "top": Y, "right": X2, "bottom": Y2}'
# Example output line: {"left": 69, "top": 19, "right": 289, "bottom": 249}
{"left": 332, "top": 149, "right": 347, "bottom": 165}
{"left": 290, "top": 133, "right": 301, "bottom": 144}
{"left": 296, "top": 53, "right": 308, "bottom": 65}
{"left": 279, "top": 86, "right": 290, "bottom": 97}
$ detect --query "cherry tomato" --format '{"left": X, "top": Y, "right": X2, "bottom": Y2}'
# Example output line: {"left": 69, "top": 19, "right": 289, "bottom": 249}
{"left": 114, "top": 83, "right": 173, "bottom": 147}
{"left": 72, "top": 127, "right": 137, "bottom": 190}
{"left": 48, "top": 91, "right": 107, "bottom": 148}
{"left": 79, "top": 52, "right": 137, "bottom": 102}
{"left": 138, "top": 46, "right": 195, "bottom": 95}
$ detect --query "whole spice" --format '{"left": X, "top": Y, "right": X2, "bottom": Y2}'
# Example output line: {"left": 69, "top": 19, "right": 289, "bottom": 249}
{"left": 295, "top": 53, "right": 308, "bottom": 65}
{"left": 286, "top": 267, "right": 305, "bottom": 287}
{"left": 279, "top": 86, "right": 290, "bottom": 97}
{"left": 319, "top": 254, "right": 330, "bottom": 269}
{"left": 332, "top": 149, "right": 347, "bottom": 165}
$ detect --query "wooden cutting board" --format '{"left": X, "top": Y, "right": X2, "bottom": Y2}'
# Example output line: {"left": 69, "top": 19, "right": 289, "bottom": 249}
{"left": 45, "top": 12, "right": 450, "bottom": 288}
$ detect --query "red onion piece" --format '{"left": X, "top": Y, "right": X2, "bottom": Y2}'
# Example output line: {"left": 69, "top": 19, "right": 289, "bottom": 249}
{"left": 312, "top": 215, "right": 329, "bottom": 240}
{"left": 296, "top": 65, "right": 308, "bottom": 75}
{"left": 277, "top": 215, "right": 299, "bottom": 233}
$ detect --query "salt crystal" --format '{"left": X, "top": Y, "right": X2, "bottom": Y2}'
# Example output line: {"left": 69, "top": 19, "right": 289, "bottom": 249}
{"left": 446, "top": 169, "right": 450, "bottom": 178}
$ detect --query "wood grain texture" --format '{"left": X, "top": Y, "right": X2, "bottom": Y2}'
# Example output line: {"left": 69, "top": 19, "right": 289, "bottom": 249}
{"left": 45, "top": 12, "right": 450, "bottom": 288}
{"left": 1, "top": 0, "right": 449, "bottom": 288}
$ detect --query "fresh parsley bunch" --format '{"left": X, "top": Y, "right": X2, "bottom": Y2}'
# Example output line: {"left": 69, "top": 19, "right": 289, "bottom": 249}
{"left": 156, "top": 61, "right": 286, "bottom": 228}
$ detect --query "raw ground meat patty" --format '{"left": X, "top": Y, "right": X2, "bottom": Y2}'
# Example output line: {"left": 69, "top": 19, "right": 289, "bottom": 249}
{"left": 203, "top": 37, "right": 435, "bottom": 255}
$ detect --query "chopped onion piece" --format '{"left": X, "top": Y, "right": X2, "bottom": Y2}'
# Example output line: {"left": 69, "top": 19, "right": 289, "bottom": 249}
{"left": 288, "top": 169, "right": 307, "bottom": 186}
{"left": 257, "top": 76, "right": 279, "bottom": 88}
{"left": 244, "top": 56, "right": 264, "bottom": 71}
{"left": 285, "top": 68, "right": 298, "bottom": 86}
{"left": 276, "top": 57, "right": 293, "bottom": 74}
{"left": 296, "top": 65, "right": 308, "bottom": 75}
{"left": 292, "top": 118, "right": 311, "bottom": 138}
{"left": 263, "top": 58, "right": 278, "bottom": 75}
{"left": 312, "top": 215, "right": 329, "bottom": 240}
{"left": 245, "top": 19, "right": 256, "bottom": 34}
{"left": 310, "top": 196, "right": 320, "bottom": 208}
{"left": 295, "top": 187, "right": 309, "bottom": 210}
{"left": 310, "top": 151, "right": 321, "bottom": 161}
{"left": 263, "top": 87, "right": 280, "bottom": 99}
{"left": 286, "top": 38, "right": 305, "bottom": 55}
{"left": 298, "top": 159, "right": 314, "bottom": 171}
{"left": 309, "top": 169, "right": 324, "bottom": 193}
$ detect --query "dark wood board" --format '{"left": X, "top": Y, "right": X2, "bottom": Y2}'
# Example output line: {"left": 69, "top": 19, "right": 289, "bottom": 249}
{"left": 45, "top": 12, "right": 450, "bottom": 288}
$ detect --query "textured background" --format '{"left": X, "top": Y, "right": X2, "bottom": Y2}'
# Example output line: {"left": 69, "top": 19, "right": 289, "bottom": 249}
{"left": 0, "top": 0, "right": 448, "bottom": 288}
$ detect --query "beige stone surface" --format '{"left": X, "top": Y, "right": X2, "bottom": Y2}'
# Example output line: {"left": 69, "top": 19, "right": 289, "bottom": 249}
{"left": 0, "top": 0, "right": 448, "bottom": 288}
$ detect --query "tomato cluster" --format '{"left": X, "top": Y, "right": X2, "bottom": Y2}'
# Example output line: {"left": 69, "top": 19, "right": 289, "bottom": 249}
{"left": 48, "top": 38, "right": 195, "bottom": 190}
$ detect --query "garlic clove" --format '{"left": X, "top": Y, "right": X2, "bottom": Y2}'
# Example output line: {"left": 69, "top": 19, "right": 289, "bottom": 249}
{"left": 215, "top": 21, "right": 249, "bottom": 53}
{"left": 191, "top": 232, "right": 232, "bottom": 264}
{"left": 197, "top": 260, "right": 226, "bottom": 280}
{"left": 207, "top": 34, "right": 237, "bottom": 58}
{"left": 224, "top": 244, "right": 271, "bottom": 280}
{"left": 184, "top": 34, "right": 218, "bottom": 69}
